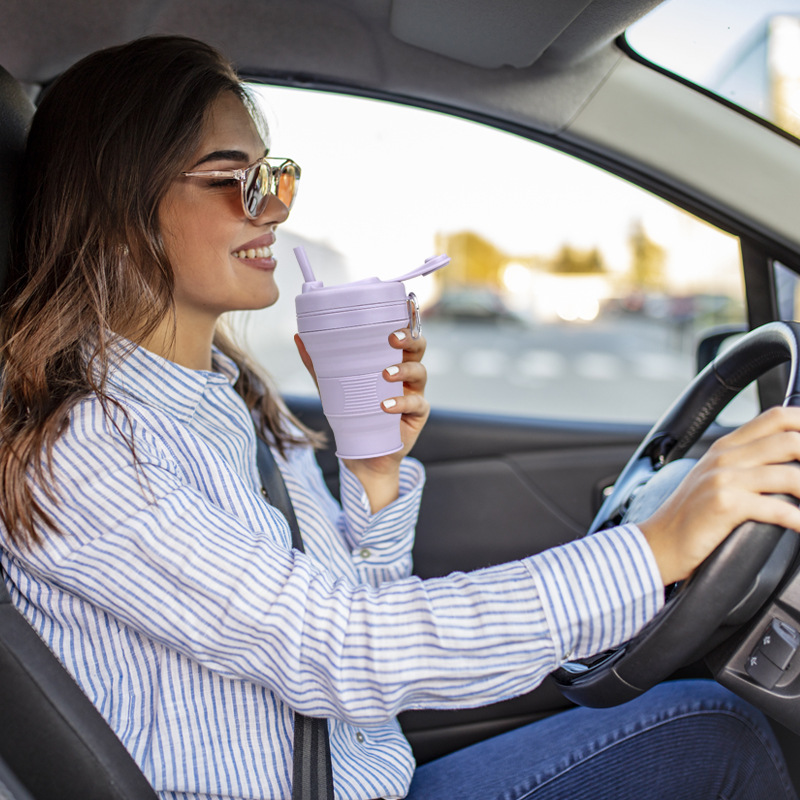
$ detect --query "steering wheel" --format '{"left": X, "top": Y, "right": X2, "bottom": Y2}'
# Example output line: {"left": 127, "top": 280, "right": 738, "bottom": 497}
{"left": 553, "top": 321, "right": 800, "bottom": 707}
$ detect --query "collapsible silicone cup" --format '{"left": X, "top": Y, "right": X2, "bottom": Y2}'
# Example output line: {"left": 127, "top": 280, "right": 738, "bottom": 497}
{"left": 294, "top": 248, "right": 449, "bottom": 459}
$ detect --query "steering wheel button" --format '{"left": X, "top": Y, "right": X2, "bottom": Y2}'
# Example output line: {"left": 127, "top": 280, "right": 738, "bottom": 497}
{"left": 760, "top": 619, "right": 800, "bottom": 671}
{"left": 745, "top": 649, "right": 784, "bottom": 689}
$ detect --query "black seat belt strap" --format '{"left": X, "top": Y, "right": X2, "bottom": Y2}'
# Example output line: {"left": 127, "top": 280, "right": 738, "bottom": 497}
{"left": 255, "top": 435, "right": 335, "bottom": 800}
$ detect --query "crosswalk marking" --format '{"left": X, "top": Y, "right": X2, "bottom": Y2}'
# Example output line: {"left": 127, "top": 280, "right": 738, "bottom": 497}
{"left": 468, "top": 349, "right": 509, "bottom": 377}
{"left": 573, "top": 353, "right": 622, "bottom": 381}
{"left": 424, "top": 347, "right": 692, "bottom": 382}
{"left": 517, "top": 350, "right": 565, "bottom": 379}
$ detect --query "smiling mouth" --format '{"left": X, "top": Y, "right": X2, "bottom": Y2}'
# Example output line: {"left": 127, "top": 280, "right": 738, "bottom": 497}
{"left": 232, "top": 245, "right": 273, "bottom": 260}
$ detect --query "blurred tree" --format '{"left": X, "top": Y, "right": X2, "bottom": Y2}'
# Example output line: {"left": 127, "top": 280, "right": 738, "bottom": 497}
{"left": 628, "top": 220, "right": 666, "bottom": 290}
{"left": 550, "top": 244, "right": 606, "bottom": 274}
{"left": 435, "top": 230, "right": 507, "bottom": 287}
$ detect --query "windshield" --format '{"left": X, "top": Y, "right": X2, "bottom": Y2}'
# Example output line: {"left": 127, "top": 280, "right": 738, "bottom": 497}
{"left": 627, "top": 0, "right": 800, "bottom": 139}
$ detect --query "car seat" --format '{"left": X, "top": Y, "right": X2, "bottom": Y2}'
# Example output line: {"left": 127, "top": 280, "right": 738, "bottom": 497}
{"left": 0, "top": 64, "right": 158, "bottom": 800}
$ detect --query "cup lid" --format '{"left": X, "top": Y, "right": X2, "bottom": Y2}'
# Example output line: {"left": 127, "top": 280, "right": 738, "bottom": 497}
{"left": 389, "top": 254, "right": 450, "bottom": 282}
{"left": 295, "top": 252, "right": 450, "bottom": 314}
{"left": 296, "top": 278, "right": 406, "bottom": 314}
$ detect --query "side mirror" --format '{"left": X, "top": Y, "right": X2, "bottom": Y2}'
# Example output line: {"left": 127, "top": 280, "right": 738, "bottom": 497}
{"left": 697, "top": 324, "right": 793, "bottom": 418}
{"left": 696, "top": 324, "right": 748, "bottom": 373}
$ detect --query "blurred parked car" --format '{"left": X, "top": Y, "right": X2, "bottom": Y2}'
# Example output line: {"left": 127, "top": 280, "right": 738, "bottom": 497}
{"left": 422, "top": 288, "right": 525, "bottom": 325}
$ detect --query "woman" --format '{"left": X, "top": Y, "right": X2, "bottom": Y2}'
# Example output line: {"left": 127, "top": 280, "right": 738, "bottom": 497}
{"left": 0, "top": 35, "right": 798, "bottom": 800}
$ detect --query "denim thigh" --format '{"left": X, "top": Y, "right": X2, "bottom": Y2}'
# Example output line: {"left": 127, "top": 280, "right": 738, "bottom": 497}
{"left": 406, "top": 680, "right": 797, "bottom": 800}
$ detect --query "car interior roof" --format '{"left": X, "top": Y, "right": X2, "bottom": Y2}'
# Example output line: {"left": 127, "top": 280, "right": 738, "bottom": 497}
{"left": 2, "top": 0, "right": 800, "bottom": 255}
{"left": 2, "top": 0, "right": 662, "bottom": 120}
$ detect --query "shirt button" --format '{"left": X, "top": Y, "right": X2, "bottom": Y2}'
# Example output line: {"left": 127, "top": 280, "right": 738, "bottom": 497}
{"left": 260, "top": 487, "right": 268, "bottom": 497}
{"left": 355, "top": 731, "right": 365, "bottom": 743}
{"left": 359, "top": 548, "right": 371, "bottom": 559}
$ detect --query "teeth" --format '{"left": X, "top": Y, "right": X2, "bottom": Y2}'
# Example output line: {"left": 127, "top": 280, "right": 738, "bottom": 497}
{"left": 233, "top": 246, "right": 272, "bottom": 259}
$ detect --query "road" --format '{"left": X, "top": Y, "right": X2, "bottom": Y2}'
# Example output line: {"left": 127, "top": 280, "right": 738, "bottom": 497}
{"left": 246, "top": 313, "right": 757, "bottom": 426}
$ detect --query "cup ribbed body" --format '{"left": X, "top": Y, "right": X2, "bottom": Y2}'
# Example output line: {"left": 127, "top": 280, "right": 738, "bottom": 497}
{"left": 296, "top": 280, "right": 409, "bottom": 458}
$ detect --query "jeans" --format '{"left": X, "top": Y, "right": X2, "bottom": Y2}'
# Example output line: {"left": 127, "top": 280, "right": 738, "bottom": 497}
{"left": 406, "top": 680, "right": 797, "bottom": 800}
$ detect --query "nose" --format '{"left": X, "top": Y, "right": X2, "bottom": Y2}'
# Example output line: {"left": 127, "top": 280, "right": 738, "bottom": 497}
{"left": 254, "top": 192, "right": 289, "bottom": 225}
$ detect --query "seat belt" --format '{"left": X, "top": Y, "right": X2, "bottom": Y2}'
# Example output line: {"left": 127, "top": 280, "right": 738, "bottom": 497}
{"left": 255, "top": 435, "right": 335, "bottom": 800}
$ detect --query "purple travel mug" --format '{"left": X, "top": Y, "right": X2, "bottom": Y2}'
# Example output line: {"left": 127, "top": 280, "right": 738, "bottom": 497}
{"left": 294, "top": 247, "right": 449, "bottom": 459}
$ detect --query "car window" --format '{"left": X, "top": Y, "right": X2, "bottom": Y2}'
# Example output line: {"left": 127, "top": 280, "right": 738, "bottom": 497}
{"left": 627, "top": 0, "right": 800, "bottom": 141}
{"left": 229, "top": 85, "right": 747, "bottom": 424}
{"left": 776, "top": 260, "right": 800, "bottom": 321}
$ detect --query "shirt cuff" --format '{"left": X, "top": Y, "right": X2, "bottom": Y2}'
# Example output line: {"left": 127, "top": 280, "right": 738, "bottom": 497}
{"left": 524, "top": 524, "right": 664, "bottom": 664}
{"left": 338, "top": 457, "right": 425, "bottom": 550}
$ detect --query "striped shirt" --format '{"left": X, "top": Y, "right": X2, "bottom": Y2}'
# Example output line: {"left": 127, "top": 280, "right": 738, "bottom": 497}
{"left": 0, "top": 343, "right": 664, "bottom": 800}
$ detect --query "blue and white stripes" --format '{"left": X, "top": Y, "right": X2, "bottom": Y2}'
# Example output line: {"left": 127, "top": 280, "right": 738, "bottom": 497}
{"left": 0, "top": 342, "right": 664, "bottom": 800}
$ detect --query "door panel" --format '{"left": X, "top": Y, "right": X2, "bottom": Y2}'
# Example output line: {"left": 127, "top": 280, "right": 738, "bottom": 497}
{"left": 411, "top": 444, "right": 639, "bottom": 578}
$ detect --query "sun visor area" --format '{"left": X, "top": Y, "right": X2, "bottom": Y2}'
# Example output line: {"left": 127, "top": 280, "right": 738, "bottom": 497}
{"left": 389, "top": 0, "right": 594, "bottom": 68}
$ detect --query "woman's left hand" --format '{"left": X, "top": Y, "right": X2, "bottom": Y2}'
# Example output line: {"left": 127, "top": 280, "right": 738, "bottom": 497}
{"left": 294, "top": 328, "right": 430, "bottom": 512}
{"left": 374, "top": 327, "right": 430, "bottom": 458}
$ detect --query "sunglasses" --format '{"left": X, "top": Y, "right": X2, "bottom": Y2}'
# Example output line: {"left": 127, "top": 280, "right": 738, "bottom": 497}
{"left": 181, "top": 156, "right": 301, "bottom": 219}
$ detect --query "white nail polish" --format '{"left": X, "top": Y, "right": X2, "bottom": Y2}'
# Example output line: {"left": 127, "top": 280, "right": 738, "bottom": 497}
{"left": 383, "top": 398, "right": 397, "bottom": 409}
{"left": 386, "top": 365, "right": 400, "bottom": 376}
{"left": 394, "top": 330, "right": 406, "bottom": 341}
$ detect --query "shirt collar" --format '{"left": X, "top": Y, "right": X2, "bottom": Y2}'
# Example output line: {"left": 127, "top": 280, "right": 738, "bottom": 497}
{"left": 104, "top": 339, "right": 241, "bottom": 423}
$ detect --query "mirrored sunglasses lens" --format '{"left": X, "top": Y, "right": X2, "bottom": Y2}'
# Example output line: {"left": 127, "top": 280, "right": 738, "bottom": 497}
{"left": 244, "top": 163, "right": 269, "bottom": 217}
{"left": 277, "top": 165, "right": 299, "bottom": 209}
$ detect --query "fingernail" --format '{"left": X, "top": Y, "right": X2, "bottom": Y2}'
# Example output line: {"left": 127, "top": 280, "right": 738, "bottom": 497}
{"left": 393, "top": 330, "right": 406, "bottom": 341}
{"left": 383, "top": 398, "right": 397, "bottom": 409}
{"left": 386, "top": 365, "right": 400, "bottom": 376}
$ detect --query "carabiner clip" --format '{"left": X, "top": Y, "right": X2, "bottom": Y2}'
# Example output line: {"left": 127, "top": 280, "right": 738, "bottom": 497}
{"left": 407, "top": 292, "right": 421, "bottom": 339}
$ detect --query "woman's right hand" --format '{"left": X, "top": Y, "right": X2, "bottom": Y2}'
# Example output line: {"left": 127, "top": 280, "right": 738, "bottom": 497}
{"left": 638, "top": 406, "right": 800, "bottom": 586}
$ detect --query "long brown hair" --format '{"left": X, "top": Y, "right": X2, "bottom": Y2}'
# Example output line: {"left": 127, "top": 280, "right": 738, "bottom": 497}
{"left": 0, "top": 36, "right": 319, "bottom": 548}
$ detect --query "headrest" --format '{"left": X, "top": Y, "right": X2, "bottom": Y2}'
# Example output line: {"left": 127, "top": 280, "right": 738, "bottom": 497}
{"left": 0, "top": 67, "right": 35, "bottom": 296}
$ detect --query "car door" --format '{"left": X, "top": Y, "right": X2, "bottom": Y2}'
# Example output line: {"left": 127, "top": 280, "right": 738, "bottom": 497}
{"left": 237, "top": 83, "right": 764, "bottom": 763}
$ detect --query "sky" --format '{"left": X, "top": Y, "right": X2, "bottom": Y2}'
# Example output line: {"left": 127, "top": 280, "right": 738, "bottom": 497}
{"left": 627, "top": 0, "right": 800, "bottom": 84}
{"left": 253, "top": 86, "right": 740, "bottom": 301}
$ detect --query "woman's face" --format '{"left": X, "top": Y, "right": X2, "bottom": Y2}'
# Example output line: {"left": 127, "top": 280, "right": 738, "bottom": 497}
{"left": 159, "top": 91, "right": 289, "bottom": 331}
